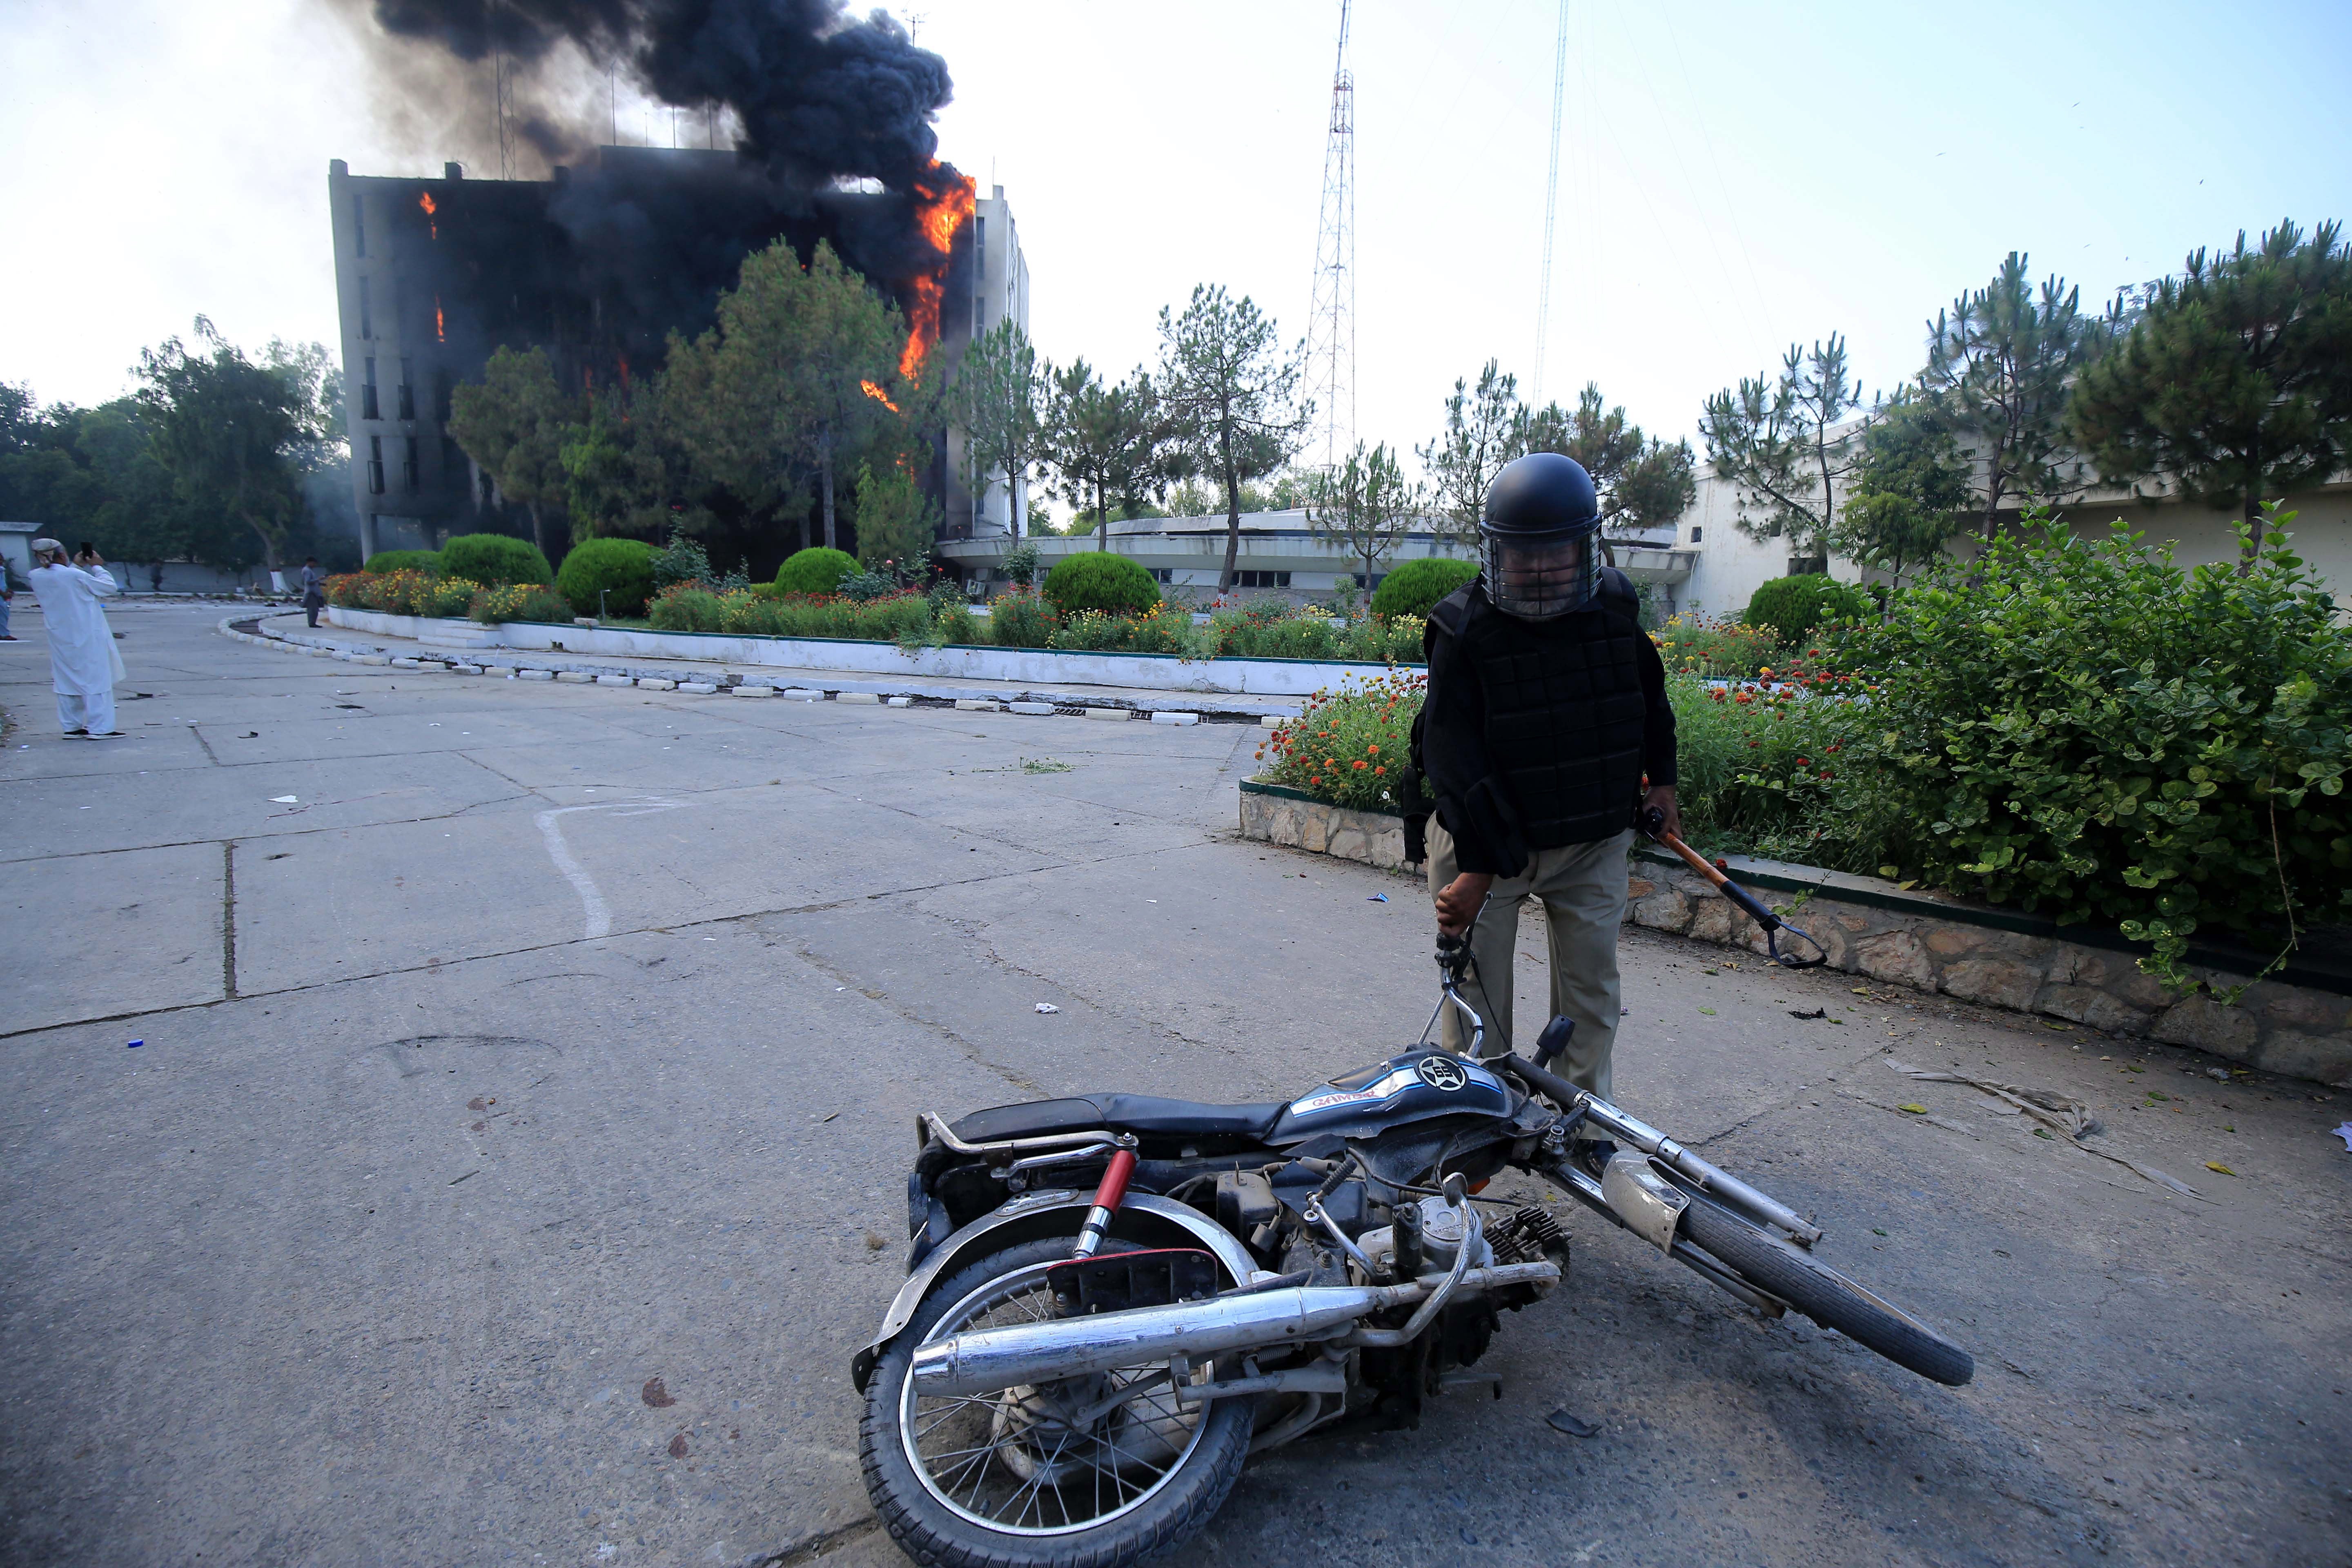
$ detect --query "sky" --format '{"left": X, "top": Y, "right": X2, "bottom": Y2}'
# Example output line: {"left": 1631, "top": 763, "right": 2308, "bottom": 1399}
{"left": 4, "top": 0, "right": 2350, "bottom": 478}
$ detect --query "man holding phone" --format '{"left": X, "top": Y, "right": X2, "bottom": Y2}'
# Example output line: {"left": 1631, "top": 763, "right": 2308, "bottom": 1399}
{"left": 26, "top": 538, "right": 126, "bottom": 738}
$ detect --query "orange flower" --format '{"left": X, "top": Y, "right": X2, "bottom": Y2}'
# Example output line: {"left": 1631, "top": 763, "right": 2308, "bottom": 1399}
{"left": 1374, "top": 765, "right": 1386, "bottom": 775}
{"left": 1353, "top": 760, "right": 1368, "bottom": 771}
{"left": 1365, "top": 743, "right": 1379, "bottom": 754}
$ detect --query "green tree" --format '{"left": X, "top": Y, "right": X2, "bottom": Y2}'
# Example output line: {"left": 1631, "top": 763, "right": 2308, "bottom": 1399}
{"left": 1307, "top": 441, "right": 1422, "bottom": 588}
{"left": 1417, "top": 360, "right": 1520, "bottom": 555}
{"left": 1920, "top": 252, "right": 2099, "bottom": 543}
{"left": 1042, "top": 359, "right": 1164, "bottom": 549}
{"left": 1515, "top": 381, "right": 1696, "bottom": 560}
{"left": 2072, "top": 219, "right": 2352, "bottom": 572}
{"left": 950, "top": 320, "right": 1048, "bottom": 538}
{"left": 137, "top": 318, "right": 309, "bottom": 573}
{"left": 1155, "top": 284, "right": 1311, "bottom": 591}
{"left": 448, "top": 345, "right": 579, "bottom": 562}
{"left": 1831, "top": 393, "right": 1970, "bottom": 587}
{"left": 1699, "top": 334, "right": 1875, "bottom": 568}
{"left": 672, "top": 241, "right": 908, "bottom": 552}
{"left": 852, "top": 461, "right": 942, "bottom": 568}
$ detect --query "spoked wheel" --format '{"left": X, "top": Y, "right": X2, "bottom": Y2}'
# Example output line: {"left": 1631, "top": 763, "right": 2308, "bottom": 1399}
{"left": 1681, "top": 1198, "right": 1975, "bottom": 1387}
{"left": 859, "top": 1237, "right": 1254, "bottom": 1568}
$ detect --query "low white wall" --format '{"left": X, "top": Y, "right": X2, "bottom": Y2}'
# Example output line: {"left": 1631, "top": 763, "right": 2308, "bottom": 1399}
{"left": 322, "top": 607, "right": 1394, "bottom": 696}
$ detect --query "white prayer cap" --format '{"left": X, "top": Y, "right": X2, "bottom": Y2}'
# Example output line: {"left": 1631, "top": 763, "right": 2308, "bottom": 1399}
{"left": 29, "top": 539, "right": 63, "bottom": 557}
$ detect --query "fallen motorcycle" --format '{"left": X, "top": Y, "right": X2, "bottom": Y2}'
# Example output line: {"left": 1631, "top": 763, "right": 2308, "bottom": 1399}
{"left": 853, "top": 899, "right": 1971, "bottom": 1568}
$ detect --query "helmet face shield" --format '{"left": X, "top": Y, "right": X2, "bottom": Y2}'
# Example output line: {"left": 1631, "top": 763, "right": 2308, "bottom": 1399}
{"left": 1482, "top": 528, "right": 1598, "bottom": 620}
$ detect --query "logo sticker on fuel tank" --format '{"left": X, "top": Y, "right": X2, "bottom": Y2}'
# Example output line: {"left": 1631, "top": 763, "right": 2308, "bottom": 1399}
{"left": 1417, "top": 1056, "right": 1469, "bottom": 1091}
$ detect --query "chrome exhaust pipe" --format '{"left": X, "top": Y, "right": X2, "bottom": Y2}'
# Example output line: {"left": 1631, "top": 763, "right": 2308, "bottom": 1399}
{"left": 911, "top": 1285, "right": 1385, "bottom": 1399}
{"left": 908, "top": 1264, "right": 1559, "bottom": 1400}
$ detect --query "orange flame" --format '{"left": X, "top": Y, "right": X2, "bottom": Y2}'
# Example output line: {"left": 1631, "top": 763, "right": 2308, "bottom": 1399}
{"left": 860, "top": 379, "right": 900, "bottom": 412}
{"left": 418, "top": 190, "right": 438, "bottom": 239}
{"left": 434, "top": 295, "right": 445, "bottom": 343}
{"left": 896, "top": 162, "right": 977, "bottom": 379}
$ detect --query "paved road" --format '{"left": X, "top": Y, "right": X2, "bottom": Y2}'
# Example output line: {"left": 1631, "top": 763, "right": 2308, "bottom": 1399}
{"left": 2, "top": 605, "right": 2345, "bottom": 1568}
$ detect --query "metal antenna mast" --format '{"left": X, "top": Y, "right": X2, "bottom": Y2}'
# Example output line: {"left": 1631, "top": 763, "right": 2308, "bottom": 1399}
{"left": 1532, "top": 0, "right": 1570, "bottom": 405}
{"left": 1305, "top": 0, "right": 1355, "bottom": 471}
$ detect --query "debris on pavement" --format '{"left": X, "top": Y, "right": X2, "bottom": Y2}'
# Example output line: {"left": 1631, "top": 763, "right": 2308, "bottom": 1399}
{"left": 2335, "top": 1123, "right": 2352, "bottom": 1152}
{"left": 1545, "top": 1409, "right": 1599, "bottom": 1438}
{"left": 1368, "top": 893, "right": 1388, "bottom": 902}
{"left": 1886, "top": 1059, "right": 2201, "bottom": 1197}
{"left": 1034, "top": 1002, "right": 1060, "bottom": 1014}
{"left": 125, "top": 1040, "right": 142, "bottom": 1049}
{"left": 1790, "top": 1007, "right": 1826, "bottom": 1020}
{"left": 2205, "top": 1162, "right": 2237, "bottom": 1176}
{"left": 269, "top": 795, "right": 298, "bottom": 804}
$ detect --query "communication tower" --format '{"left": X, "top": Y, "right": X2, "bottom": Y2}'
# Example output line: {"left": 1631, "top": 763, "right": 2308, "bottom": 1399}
{"left": 1305, "top": 1, "right": 1355, "bottom": 471}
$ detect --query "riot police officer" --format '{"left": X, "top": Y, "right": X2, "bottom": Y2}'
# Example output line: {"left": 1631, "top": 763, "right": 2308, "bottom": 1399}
{"left": 1408, "top": 452, "right": 1679, "bottom": 1102}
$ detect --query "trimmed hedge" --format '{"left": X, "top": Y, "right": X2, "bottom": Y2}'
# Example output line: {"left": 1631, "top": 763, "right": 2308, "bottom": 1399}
{"left": 440, "top": 532, "right": 553, "bottom": 586}
{"left": 1370, "top": 557, "right": 1478, "bottom": 619}
{"left": 1042, "top": 552, "right": 1160, "bottom": 617}
{"left": 556, "top": 537, "right": 658, "bottom": 617}
{"left": 363, "top": 550, "right": 441, "bottom": 575}
{"left": 1740, "top": 573, "right": 1873, "bottom": 648}
{"left": 775, "top": 546, "right": 859, "bottom": 597}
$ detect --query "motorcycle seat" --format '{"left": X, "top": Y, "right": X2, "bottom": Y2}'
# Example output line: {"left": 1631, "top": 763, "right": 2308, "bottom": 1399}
{"left": 950, "top": 1094, "right": 1286, "bottom": 1146}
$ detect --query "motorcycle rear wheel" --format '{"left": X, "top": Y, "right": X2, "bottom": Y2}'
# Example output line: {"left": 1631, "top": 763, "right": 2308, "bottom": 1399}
{"left": 1680, "top": 1199, "right": 1974, "bottom": 1387}
{"left": 859, "top": 1236, "right": 1254, "bottom": 1568}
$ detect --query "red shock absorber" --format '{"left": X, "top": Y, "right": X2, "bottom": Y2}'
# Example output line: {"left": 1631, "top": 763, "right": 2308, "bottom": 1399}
{"left": 1069, "top": 1148, "right": 1138, "bottom": 1259}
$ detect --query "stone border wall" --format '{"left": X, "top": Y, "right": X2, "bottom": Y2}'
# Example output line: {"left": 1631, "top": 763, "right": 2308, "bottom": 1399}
{"left": 1236, "top": 782, "right": 2352, "bottom": 1087}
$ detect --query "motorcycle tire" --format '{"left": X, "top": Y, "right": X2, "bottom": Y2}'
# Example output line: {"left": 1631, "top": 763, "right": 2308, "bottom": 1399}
{"left": 1680, "top": 1199, "right": 1974, "bottom": 1387}
{"left": 859, "top": 1236, "right": 1255, "bottom": 1568}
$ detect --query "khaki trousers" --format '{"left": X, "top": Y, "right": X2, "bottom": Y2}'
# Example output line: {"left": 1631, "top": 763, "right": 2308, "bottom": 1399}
{"left": 1425, "top": 820, "right": 1631, "bottom": 1099}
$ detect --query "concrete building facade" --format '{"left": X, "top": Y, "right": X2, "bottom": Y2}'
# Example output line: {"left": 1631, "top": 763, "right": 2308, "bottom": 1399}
{"left": 942, "top": 186, "right": 1033, "bottom": 541}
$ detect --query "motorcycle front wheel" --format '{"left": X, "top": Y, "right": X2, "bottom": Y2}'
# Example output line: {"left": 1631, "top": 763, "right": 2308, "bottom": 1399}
{"left": 1681, "top": 1198, "right": 1975, "bottom": 1387}
{"left": 858, "top": 1237, "right": 1255, "bottom": 1568}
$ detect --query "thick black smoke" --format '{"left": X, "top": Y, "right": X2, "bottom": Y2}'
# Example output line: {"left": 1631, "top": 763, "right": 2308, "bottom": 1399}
{"left": 367, "top": 0, "right": 953, "bottom": 188}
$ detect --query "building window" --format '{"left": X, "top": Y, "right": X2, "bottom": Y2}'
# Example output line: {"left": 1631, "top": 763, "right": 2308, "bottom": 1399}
{"left": 361, "top": 358, "right": 379, "bottom": 420}
{"left": 973, "top": 296, "right": 984, "bottom": 336}
{"left": 1149, "top": 568, "right": 1173, "bottom": 584}
{"left": 353, "top": 195, "right": 366, "bottom": 258}
{"left": 397, "top": 359, "right": 415, "bottom": 421}
{"left": 1689, "top": 526, "right": 1702, "bottom": 543}
{"left": 975, "top": 216, "right": 985, "bottom": 280}
{"left": 367, "top": 436, "right": 385, "bottom": 495}
{"left": 403, "top": 436, "right": 421, "bottom": 492}
{"left": 1235, "top": 570, "right": 1291, "bottom": 589}
{"left": 359, "top": 277, "right": 372, "bottom": 340}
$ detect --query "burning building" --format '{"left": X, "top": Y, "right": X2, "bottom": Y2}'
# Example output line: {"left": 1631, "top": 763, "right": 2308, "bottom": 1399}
{"left": 329, "top": 0, "right": 1028, "bottom": 560}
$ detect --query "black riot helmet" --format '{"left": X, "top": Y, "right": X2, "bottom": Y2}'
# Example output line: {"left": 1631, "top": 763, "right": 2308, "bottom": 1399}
{"left": 1480, "top": 452, "right": 1602, "bottom": 620}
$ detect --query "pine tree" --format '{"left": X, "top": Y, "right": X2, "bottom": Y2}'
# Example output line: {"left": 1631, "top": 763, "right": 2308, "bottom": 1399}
{"left": 2072, "top": 220, "right": 2352, "bottom": 571}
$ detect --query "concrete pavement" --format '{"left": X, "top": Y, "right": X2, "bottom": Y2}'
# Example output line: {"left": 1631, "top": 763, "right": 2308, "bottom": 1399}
{"left": 1, "top": 604, "right": 2346, "bottom": 1568}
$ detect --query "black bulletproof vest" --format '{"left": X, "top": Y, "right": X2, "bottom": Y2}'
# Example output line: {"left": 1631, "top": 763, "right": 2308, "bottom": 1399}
{"left": 1438, "top": 571, "right": 1649, "bottom": 849}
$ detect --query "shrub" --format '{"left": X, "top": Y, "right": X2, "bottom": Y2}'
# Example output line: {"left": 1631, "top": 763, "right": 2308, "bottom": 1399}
{"left": 1256, "top": 671, "right": 1426, "bottom": 813}
{"left": 439, "top": 532, "right": 553, "bottom": 586}
{"left": 649, "top": 586, "right": 724, "bottom": 633}
{"left": 1370, "top": 557, "right": 1478, "bottom": 620}
{"left": 353, "top": 568, "right": 435, "bottom": 614}
{"left": 362, "top": 549, "right": 441, "bottom": 575}
{"left": 774, "top": 546, "right": 859, "bottom": 597}
{"left": 650, "top": 532, "right": 712, "bottom": 590}
{"left": 988, "top": 589, "right": 1058, "bottom": 648}
{"left": 1042, "top": 551, "right": 1160, "bottom": 617}
{"left": 1834, "top": 509, "right": 2352, "bottom": 991}
{"left": 1740, "top": 573, "right": 1873, "bottom": 648}
{"left": 1650, "top": 612, "right": 1779, "bottom": 679}
{"left": 837, "top": 565, "right": 904, "bottom": 602}
{"left": 470, "top": 583, "right": 571, "bottom": 624}
{"left": 556, "top": 537, "right": 658, "bottom": 617}
{"left": 322, "top": 572, "right": 368, "bottom": 608}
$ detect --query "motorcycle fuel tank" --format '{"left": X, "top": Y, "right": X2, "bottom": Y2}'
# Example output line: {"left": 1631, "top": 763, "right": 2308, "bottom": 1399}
{"left": 1268, "top": 1049, "right": 1514, "bottom": 1143}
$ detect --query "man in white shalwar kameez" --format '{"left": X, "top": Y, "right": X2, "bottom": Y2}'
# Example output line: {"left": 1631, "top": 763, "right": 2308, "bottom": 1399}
{"left": 26, "top": 539, "right": 126, "bottom": 739}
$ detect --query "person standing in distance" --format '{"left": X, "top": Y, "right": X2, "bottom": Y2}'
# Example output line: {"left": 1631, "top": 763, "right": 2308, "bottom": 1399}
{"left": 26, "top": 539, "right": 126, "bottom": 738}
{"left": 1408, "top": 453, "right": 1678, "bottom": 1121}
{"left": 299, "top": 556, "right": 327, "bottom": 628}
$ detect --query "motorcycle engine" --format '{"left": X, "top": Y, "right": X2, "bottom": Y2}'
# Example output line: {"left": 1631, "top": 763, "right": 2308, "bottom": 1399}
{"left": 1355, "top": 1194, "right": 1495, "bottom": 1280}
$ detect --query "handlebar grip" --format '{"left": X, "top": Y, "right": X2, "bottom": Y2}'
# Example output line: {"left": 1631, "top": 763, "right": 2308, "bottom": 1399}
{"left": 1491, "top": 1053, "right": 1582, "bottom": 1113}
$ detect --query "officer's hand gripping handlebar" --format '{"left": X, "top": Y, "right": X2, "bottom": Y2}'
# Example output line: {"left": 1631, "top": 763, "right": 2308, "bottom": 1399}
{"left": 1638, "top": 807, "right": 1829, "bottom": 969}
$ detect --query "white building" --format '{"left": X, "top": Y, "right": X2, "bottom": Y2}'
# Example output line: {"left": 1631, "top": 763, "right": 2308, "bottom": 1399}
{"left": 941, "top": 184, "right": 1033, "bottom": 540}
